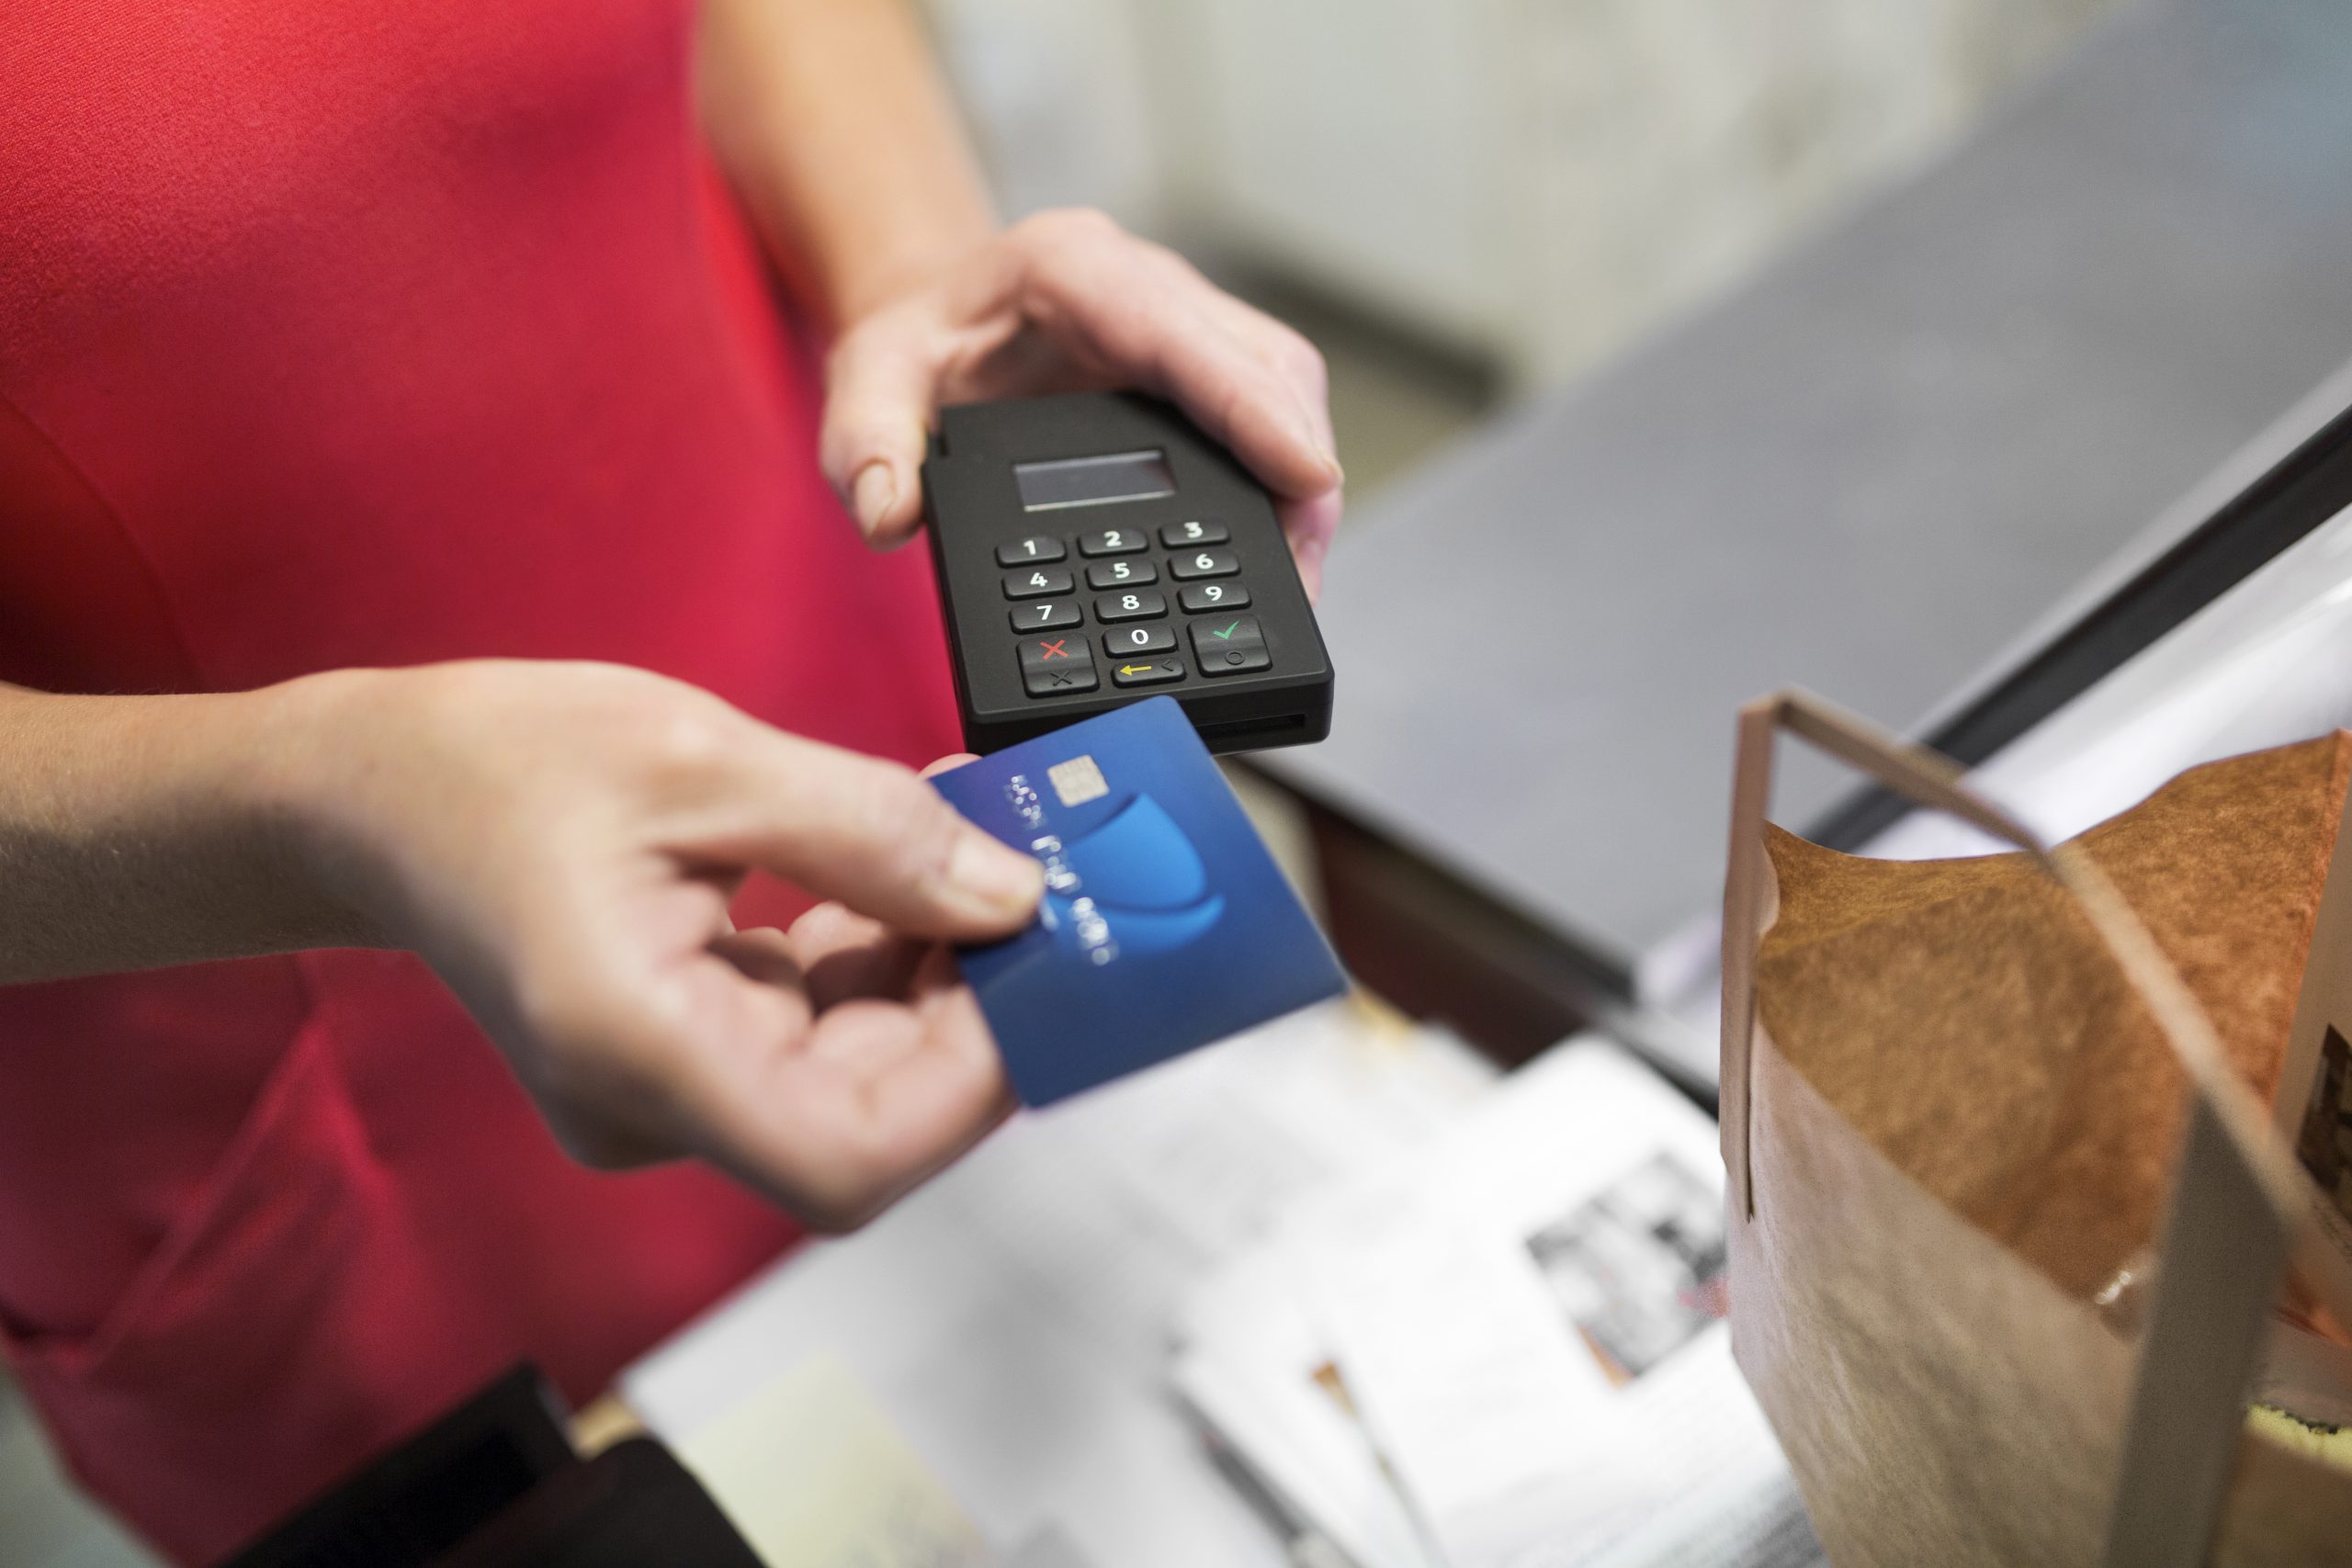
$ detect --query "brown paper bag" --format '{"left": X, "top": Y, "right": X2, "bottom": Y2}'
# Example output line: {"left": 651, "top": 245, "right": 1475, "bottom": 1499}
{"left": 1717, "top": 692, "right": 2352, "bottom": 1568}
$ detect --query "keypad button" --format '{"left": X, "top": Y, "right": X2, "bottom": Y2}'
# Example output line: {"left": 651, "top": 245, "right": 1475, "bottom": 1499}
{"left": 1019, "top": 634, "right": 1097, "bottom": 695}
{"left": 1004, "top": 566, "right": 1075, "bottom": 600}
{"left": 1011, "top": 600, "right": 1080, "bottom": 632}
{"left": 1178, "top": 582, "right": 1251, "bottom": 614}
{"left": 996, "top": 535, "right": 1068, "bottom": 567}
{"left": 1110, "top": 655, "right": 1186, "bottom": 688}
{"left": 1086, "top": 558, "right": 1160, "bottom": 591}
{"left": 1191, "top": 614, "right": 1271, "bottom": 677}
{"left": 1094, "top": 590, "right": 1167, "bottom": 623}
{"left": 1076, "top": 526, "right": 1149, "bottom": 558}
{"left": 1159, "top": 519, "right": 1230, "bottom": 548}
{"left": 1168, "top": 547, "right": 1240, "bottom": 581}
{"left": 1101, "top": 624, "right": 1177, "bottom": 658}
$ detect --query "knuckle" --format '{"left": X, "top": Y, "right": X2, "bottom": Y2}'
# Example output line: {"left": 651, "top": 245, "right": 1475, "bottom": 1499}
{"left": 1015, "top": 206, "right": 1121, "bottom": 254}
{"left": 1277, "top": 332, "right": 1329, "bottom": 390}
{"left": 853, "top": 766, "right": 960, "bottom": 890}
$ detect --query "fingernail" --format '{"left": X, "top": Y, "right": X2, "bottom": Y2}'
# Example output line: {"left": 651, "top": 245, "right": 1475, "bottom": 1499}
{"left": 1288, "top": 402, "right": 1342, "bottom": 489}
{"left": 947, "top": 829, "right": 1045, "bottom": 917}
{"left": 1296, "top": 533, "right": 1328, "bottom": 602}
{"left": 852, "top": 461, "right": 899, "bottom": 536}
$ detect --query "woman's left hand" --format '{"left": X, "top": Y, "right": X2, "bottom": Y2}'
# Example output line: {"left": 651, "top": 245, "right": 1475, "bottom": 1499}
{"left": 819, "top": 209, "right": 1344, "bottom": 598}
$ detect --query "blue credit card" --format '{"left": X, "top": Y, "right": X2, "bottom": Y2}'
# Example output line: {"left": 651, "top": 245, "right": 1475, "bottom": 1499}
{"left": 932, "top": 696, "right": 1348, "bottom": 1105}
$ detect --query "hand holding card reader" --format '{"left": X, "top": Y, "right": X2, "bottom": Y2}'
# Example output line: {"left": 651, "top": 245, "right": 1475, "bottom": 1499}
{"left": 922, "top": 391, "right": 1334, "bottom": 754}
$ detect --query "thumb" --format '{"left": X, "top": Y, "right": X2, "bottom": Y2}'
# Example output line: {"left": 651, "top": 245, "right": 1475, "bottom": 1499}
{"left": 709, "top": 729, "right": 1042, "bottom": 942}
{"left": 821, "top": 315, "right": 938, "bottom": 549}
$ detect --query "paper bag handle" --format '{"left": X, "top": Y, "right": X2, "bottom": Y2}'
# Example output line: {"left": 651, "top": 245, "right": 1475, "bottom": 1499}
{"left": 1719, "top": 690, "right": 2329, "bottom": 1568}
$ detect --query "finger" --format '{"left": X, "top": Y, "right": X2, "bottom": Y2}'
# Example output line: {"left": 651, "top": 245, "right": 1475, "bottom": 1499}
{"left": 1182, "top": 273, "right": 1340, "bottom": 470}
{"left": 920, "top": 752, "right": 980, "bottom": 780}
{"left": 1277, "top": 488, "right": 1342, "bottom": 602}
{"left": 710, "top": 925, "right": 806, "bottom": 990}
{"left": 687, "top": 956, "right": 1012, "bottom": 1230}
{"left": 820, "top": 310, "right": 944, "bottom": 549}
{"left": 697, "top": 729, "right": 1043, "bottom": 942}
{"left": 786, "top": 901, "right": 928, "bottom": 1011}
{"left": 1012, "top": 217, "right": 1342, "bottom": 503}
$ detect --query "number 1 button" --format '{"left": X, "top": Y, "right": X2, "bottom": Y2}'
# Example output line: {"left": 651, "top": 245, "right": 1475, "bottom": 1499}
{"left": 1190, "top": 615, "right": 1270, "bottom": 676}
{"left": 996, "top": 536, "right": 1067, "bottom": 566}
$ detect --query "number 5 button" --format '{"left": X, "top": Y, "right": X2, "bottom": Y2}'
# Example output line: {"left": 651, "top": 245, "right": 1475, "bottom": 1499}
{"left": 1191, "top": 614, "right": 1270, "bottom": 676}
{"left": 1169, "top": 547, "right": 1239, "bottom": 580}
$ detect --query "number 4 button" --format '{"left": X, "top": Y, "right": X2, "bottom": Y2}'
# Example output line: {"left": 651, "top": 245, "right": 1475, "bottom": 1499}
{"left": 1191, "top": 615, "right": 1270, "bottom": 676}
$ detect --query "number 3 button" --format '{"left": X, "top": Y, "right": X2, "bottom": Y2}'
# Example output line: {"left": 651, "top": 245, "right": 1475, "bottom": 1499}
{"left": 1191, "top": 615, "right": 1270, "bottom": 676}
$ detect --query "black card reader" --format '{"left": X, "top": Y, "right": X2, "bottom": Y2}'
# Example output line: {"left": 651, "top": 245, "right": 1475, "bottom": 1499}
{"left": 921, "top": 390, "right": 1335, "bottom": 754}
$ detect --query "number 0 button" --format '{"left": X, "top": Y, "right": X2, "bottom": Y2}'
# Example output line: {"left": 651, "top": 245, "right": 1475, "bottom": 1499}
{"left": 1102, "top": 624, "right": 1176, "bottom": 658}
{"left": 1191, "top": 615, "right": 1270, "bottom": 676}
{"left": 1169, "top": 547, "right": 1239, "bottom": 580}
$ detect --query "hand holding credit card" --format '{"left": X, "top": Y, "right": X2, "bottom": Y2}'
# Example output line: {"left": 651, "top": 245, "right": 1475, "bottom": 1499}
{"left": 930, "top": 697, "right": 1348, "bottom": 1104}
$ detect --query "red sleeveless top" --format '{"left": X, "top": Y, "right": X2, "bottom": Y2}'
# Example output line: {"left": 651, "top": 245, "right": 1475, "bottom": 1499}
{"left": 0, "top": 4, "right": 959, "bottom": 1561}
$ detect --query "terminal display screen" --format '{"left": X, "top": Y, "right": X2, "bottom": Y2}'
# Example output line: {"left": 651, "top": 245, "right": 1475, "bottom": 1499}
{"left": 1014, "top": 449, "right": 1176, "bottom": 512}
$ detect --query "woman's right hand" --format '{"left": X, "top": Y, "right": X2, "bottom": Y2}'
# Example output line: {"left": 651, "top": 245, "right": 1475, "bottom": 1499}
{"left": 255, "top": 660, "right": 1044, "bottom": 1229}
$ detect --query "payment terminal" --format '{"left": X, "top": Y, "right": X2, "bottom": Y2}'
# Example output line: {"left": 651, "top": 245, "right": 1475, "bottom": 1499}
{"left": 921, "top": 390, "right": 1335, "bottom": 754}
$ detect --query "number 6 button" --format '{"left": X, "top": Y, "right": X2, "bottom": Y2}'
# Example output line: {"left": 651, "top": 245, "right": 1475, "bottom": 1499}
{"left": 1169, "top": 547, "right": 1239, "bottom": 580}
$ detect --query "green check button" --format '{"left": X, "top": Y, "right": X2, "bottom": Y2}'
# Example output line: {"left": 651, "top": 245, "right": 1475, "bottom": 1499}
{"left": 1189, "top": 614, "right": 1269, "bottom": 678}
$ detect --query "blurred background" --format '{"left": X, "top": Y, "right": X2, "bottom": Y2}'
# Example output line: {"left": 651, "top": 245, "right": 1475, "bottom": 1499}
{"left": 924, "top": 0, "right": 2136, "bottom": 497}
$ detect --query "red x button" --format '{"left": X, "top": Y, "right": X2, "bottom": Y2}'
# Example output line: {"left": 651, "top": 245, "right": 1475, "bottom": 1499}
{"left": 1019, "top": 634, "right": 1097, "bottom": 696}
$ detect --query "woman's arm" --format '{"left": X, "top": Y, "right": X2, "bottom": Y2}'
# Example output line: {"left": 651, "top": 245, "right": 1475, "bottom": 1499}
{"left": 0, "top": 679, "right": 376, "bottom": 980}
{"left": 695, "top": 0, "right": 1347, "bottom": 592}
{"left": 0, "top": 664, "right": 1044, "bottom": 1229}
{"left": 695, "top": 0, "right": 993, "bottom": 329}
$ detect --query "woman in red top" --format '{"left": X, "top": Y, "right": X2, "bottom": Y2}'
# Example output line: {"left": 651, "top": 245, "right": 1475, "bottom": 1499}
{"left": 0, "top": 3, "right": 1342, "bottom": 1561}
